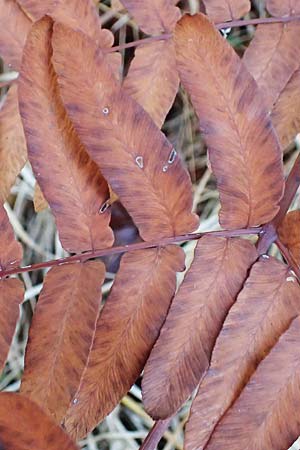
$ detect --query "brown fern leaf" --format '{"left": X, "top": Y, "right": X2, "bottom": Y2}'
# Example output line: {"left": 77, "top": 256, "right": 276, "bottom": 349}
{"left": 62, "top": 245, "right": 185, "bottom": 440}
{"left": 0, "top": 0, "right": 31, "bottom": 70}
{"left": 0, "top": 85, "right": 27, "bottom": 203}
{"left": 185, "top": 256, "right": 300, "bottom": 450}
{"left": 271, "top": 69, "right": 300, "bottom": 148}
{"left": 21, "top": 261, "right": 105, "bottom": 423}
{"left": 17, "top": 0, "right": 119, "bottom": 75}
{"left": 0, "top": 393, "right": 78, "bottom": 450}
{"left": 278, "top": 211, "right": 300, "bottom": 264}
{"left": 16, "top": 0, "right": 56, "bottom": 20}
{"left": 122, "top": 0, "right": 180, "bottom": 127}
{"left": 19, "top": 18, "right": 114, "bottom": 252}
{"left": 266, "top": 0, "right": 300, "bottom": 16}
{"left": 17, "top": 0, "right": 113, "bottom": 46}
{"left": 174, "top": 14, "right": 284, "bottom": 229}
{"left": 202, "top": 316, "right": 300, "bottom": 450}
{"left": 123, "top": 40, "right": 179, "bottom": 128}
{"left": 0, "top": 204, "right": 22, "bottom": 270}
{"left": 0, "top": 278, "right": 24, "bottom": 372}
{"left": 243, "top": 22, "right": 300, "bottom": 110}
{"left": 120, "top": 0, "right": 180, "bottom": 34}
{"left": 142, "top": 236, "right": 257, "bottom": 419}
{"left": 202, "top": 0, "right": 250, "bottom": 21}
{"left": 52, "top": 24, "right": 198, "bottom": 241}
{"left": 0, "top": 205, "right": 24, "bottom": 372}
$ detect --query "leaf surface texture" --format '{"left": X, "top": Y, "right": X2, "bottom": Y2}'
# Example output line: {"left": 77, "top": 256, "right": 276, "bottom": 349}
{"left": 203, "top": 317, "right": 300, "bottom": 450}
{"left": 202, "top": 0, "right": 250, "bottom": 21}
{"left": 120, "top": 0, "right": 180, "bottom": 34}
{"left": 19, "top": 18, "right": 114, "bottom": 252}
{"left": 0, "top": 278, "right": 23, "bottom": 372}
{"left": 278, "top": 211, "right": 300, "bottom": 264}
{"left": 0, "top": 0, "right": 31, "bottom": 69}
{"left": 52, "top": 23, "right": 198, "bottom": 241}
{"left": 124, "top": 40, "right": 179, "bottom": 128}
{"left": 0, "top": 204, "right": 22, "bottom": 270}
{"left": 0, "top": 85, "right": 27, "bottom": 202}
{"left": 21, "top": 261, "right": 105, "bottom": 423}
{"left": 0, "top": 205, "right": 24, "bottom": 372}
{"left": 243, "top": 22, "right": 300, "bottom": 110}
{"left": 185, "top": 257, "right": 300, "bottom": 449}
{"left": 17, "top": 0, "right": 114, "bottom": 48}
{"left": 266, "top": 0, "right": 300, "bottom": 16}
{"left": 0, "top": 392, "right": 78, "bottom": 450}
{"left": 174, "top": 14, "right": 284, "bottom": 229}
{"left": 142, "top": 236, "right": 257, "bottom": 419}
{"left": 271, "top": 69, "right": 300, "bottom": 148}
{"left": 63, "top": 245, "right": 185, "bottom": 439}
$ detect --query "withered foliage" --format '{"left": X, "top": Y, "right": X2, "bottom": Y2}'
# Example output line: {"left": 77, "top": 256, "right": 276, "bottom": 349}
{"left": 0, "top": 392, "right": 78, "bottom": 450}
{"left": 0, "top": 1, "right": 300, "bottom": 450}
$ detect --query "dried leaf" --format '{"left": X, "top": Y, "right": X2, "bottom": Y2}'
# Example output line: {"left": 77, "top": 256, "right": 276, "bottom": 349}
{"left": 278, "top": 211, "right": 300, "bottom": 264}
{"left": 271, "top": 69, "right": 300, "bottom": 147}
{"left": 63, "top": 245, "right": 185, "bottom": 440}
{"left": 0, "top": 205, "right": 23, "bottom": 372}
{"left": 0, "top": 204, "right": 22, "bottom": 270}
{"left": 33, "top": 182, "right": 49, "bottom": 212}
{"left": 121, "top": 0, "right": 180, "bottom": 126}
{"left": 0, "top": 279, "right": 23, "bottom": 372}
{"left": 120, "top": 0, "right": 181, "bottom": 34}
{"left": 17, "top": 0, "right": 118, "bottom": 77}
{"left": 142, "top": 236, "right": 257, "bottom": 419}
{"left": 185, "top": 256, "right": 300, "bottom": 449}
{"left": 0, "top": 392, "right": 78, "bottom": 450}
{"left": 17, "top": 0, "right": 113, "bottom": 45}
{"left": 266, "top": 0, "right": 300, "bottom": 16}
{"left": 243, "top": 22, "right": 300, "bottom": 110}
{"left": 174, "top": 14, "right": 284, "bottom": 229}
{"left": 0, "top": 0, "right": 31, "bottom": 70}
{"left": 19, "top": 18, "right": 114, "bottom": 252}
{"left": 202, "top": 0, "right": 250, "bottom": 21}
{"left": 0, "top": 85, "right": 27, "bottom": 202}
{"left": 203, "top": 317, "right": 300, "bottom": 450}
{"left": 21, "top": 261, "right": 105, "bottom": 423}
{"left": 52, "top": 24, "right": 198, "bottom": 241}
{"left": 123, "top": 39, "right": 179, "bottom": 128}
{"left": 16, "top": 0, "right": 56, "bottom": 20}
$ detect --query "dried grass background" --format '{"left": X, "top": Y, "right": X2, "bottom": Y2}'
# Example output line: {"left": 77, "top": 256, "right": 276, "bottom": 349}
{"left": 0, "top": 0, "right": 300, "bottom": 448}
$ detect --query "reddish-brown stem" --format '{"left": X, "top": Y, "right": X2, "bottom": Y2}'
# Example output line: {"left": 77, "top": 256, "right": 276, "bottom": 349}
{"left": 276, "top": 238, "right": 300, "bottom": 281}
{"left": 106, "top": 34, "right": 171, "bottom": 53}
{"left": 106, "top": 15, "right": 300, "bottom": 53}
{"left": 257, "top": 151, "right": 300, "bottom": 255}
{"left": 256, "top": 222, "right": 277, "bottom": 256}
{"left": 216, "top": 14, "right": 300, "bottom": 29}
{"left": 0, "top": 227, "right": 261, "bottom": 279}
{"left": 140, "top": 419, "right": 173, "bottom": 450}
{"left": 272, "top": 152, "right": 300, "bottom": 230}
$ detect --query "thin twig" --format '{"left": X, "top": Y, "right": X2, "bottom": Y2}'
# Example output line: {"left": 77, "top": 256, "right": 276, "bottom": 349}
{"left": 0, "top": 227, "right": 261, "bottom": 278}
{"left": 272, "top": 152, "right": 300, "bottom": 229}
{"left": 275, "top": 239, "right": 300, "bottom": 281}
{"left": 140, "top": 419, "right": 173, "bottom": 450}
{"left": 105, "top": 34, "right": 172, "bottom": 52}
{"left": 215, "top": 14, "right": 300, "bottom": 29}
{"left": 257, "top": 151, "right": 300, "bottom": 255}
{"left": 105, "top": 15, "right": 300, "bottom": 53}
